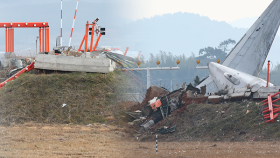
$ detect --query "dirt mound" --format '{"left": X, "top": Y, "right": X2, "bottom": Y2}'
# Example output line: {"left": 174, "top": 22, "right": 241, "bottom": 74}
{"left": 120, "top": 101, "right": 139, "bottom": 111}
{"left": 135, "top": 86, "right": 169, "bottom": 110}
{"left": 172, "top": 92, "right": 208, "bottom": 116}
{"left": 143, "top": 86, "right": 169, "bottom": 104}
{"left": 142, "top": 101, "right": 280, "bottom": 142}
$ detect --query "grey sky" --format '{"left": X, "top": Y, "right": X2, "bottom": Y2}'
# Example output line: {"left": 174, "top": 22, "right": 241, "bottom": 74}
{"left": 1, "top": 0, "right": 273, "bottom": 21}
{"left": 0, "top": 0, "right": 277, "bottom": 55}
{"left": 117, "top": 0, "right": 273, "bottom": 22}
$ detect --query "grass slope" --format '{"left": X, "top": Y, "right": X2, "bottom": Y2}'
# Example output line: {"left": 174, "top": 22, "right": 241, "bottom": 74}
{"left": 0, "top": 71, "right": 131, "bottom": 125}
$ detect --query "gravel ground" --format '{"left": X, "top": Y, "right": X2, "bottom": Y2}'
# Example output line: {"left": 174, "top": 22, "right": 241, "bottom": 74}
{"left": 0, "top": 123, "right": 280, "bottom": 158}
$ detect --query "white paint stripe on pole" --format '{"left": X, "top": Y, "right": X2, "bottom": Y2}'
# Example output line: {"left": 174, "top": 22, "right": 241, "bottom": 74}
{"left": 61, "top": 0, "right": 63, "bottom": 46}
{"left": 156, "top": 134, "right": 158, "bottom": 154}
{"left": 69, "top": 0, "right": 79, "bottom": 47}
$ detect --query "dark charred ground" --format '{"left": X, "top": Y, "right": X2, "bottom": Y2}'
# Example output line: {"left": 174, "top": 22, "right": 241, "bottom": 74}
{"left": 140, "top": 101, "right": 280, "bottom": 142}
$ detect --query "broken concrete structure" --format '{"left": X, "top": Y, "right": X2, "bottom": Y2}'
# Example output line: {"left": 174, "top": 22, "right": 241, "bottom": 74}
{"left": 34, "top": 54, "right": 117, "bottom": 73}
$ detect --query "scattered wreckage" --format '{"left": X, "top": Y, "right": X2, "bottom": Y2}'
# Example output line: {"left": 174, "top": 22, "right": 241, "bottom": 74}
{"left": 128, "top": 83, "right": 280, "bottom": 133}
{"left": 128, "top": 85, "right": 206, "bottom": 133}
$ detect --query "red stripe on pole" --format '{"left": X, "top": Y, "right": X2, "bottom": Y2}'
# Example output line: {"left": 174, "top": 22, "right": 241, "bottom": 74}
{"left": 70, "top": 28, "right": 74, "bottom": 37}
{"left": 74, "top": 10, "right": 77, "bottom": 19}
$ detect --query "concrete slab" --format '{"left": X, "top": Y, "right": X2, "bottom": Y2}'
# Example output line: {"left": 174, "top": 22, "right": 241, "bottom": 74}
{"left": 34, "top": 54, "right": 117, "bottom": 73}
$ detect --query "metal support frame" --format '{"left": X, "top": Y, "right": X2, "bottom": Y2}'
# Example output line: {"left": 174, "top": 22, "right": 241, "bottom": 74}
{"left": 90, "top": 22, "right": 95, "bottom": 52}
{"left": 93, "top": 33, "right": 102, "bottom": 51}
{"left": 11, "top": 28, "right": 14, "bottom": 52}
{"left": 78, "top": 21, "right": 103, "bottom": 52}
{"left": 262, "top": 91, "right": 280, "bottom": 123}
{"left": 124, "top": 47, "right": 129, "bottom": 56}
{"left": 0, "top": 22, "right": 49, "bottom": 53}
{"left": 85, "top": 21, "right": 89, "bottom": 52}
{"left": 5, "top": 28, "right": 14, "bottom": 53}
{"left": 78, "top": 35, "right": 85, "bottom": 51}
{"left": 42, "top": 27, "right": 45, "bottom": 52}
{"left": 39, "top": 27, "right": 42, "bottom": 52}
{"left": 5, "top": 28, "right": 7, "bottom": 52}
{"left": 45, "top": 27, "right": 49, "bottom": 52}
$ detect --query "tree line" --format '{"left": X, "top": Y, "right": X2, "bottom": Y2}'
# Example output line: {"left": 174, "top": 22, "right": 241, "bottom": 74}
{"left": 134, "top": 39, "right": 236, "bottom": 90}
{"left": 134, "top": 39, "right": 280, "bottom": 91}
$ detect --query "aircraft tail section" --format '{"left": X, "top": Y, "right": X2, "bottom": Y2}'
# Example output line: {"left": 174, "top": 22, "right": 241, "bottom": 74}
{"left": 222, "top": 0, "right": 280, "bottom": 76}
{"left": 197, "top": 0, "right": 280, "bottom": 94}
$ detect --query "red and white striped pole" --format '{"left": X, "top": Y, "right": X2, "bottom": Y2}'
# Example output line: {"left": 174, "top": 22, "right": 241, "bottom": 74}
{"left": 69, "top": 0, "right": 79, "bottom": 47}
{"left": 61, "top": 0, "right": 63, "bottom": 46}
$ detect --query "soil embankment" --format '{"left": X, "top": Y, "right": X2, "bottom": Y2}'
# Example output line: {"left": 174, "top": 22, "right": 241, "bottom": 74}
{"left": 142, "top": 101, "right": 280, "bottom": 142}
